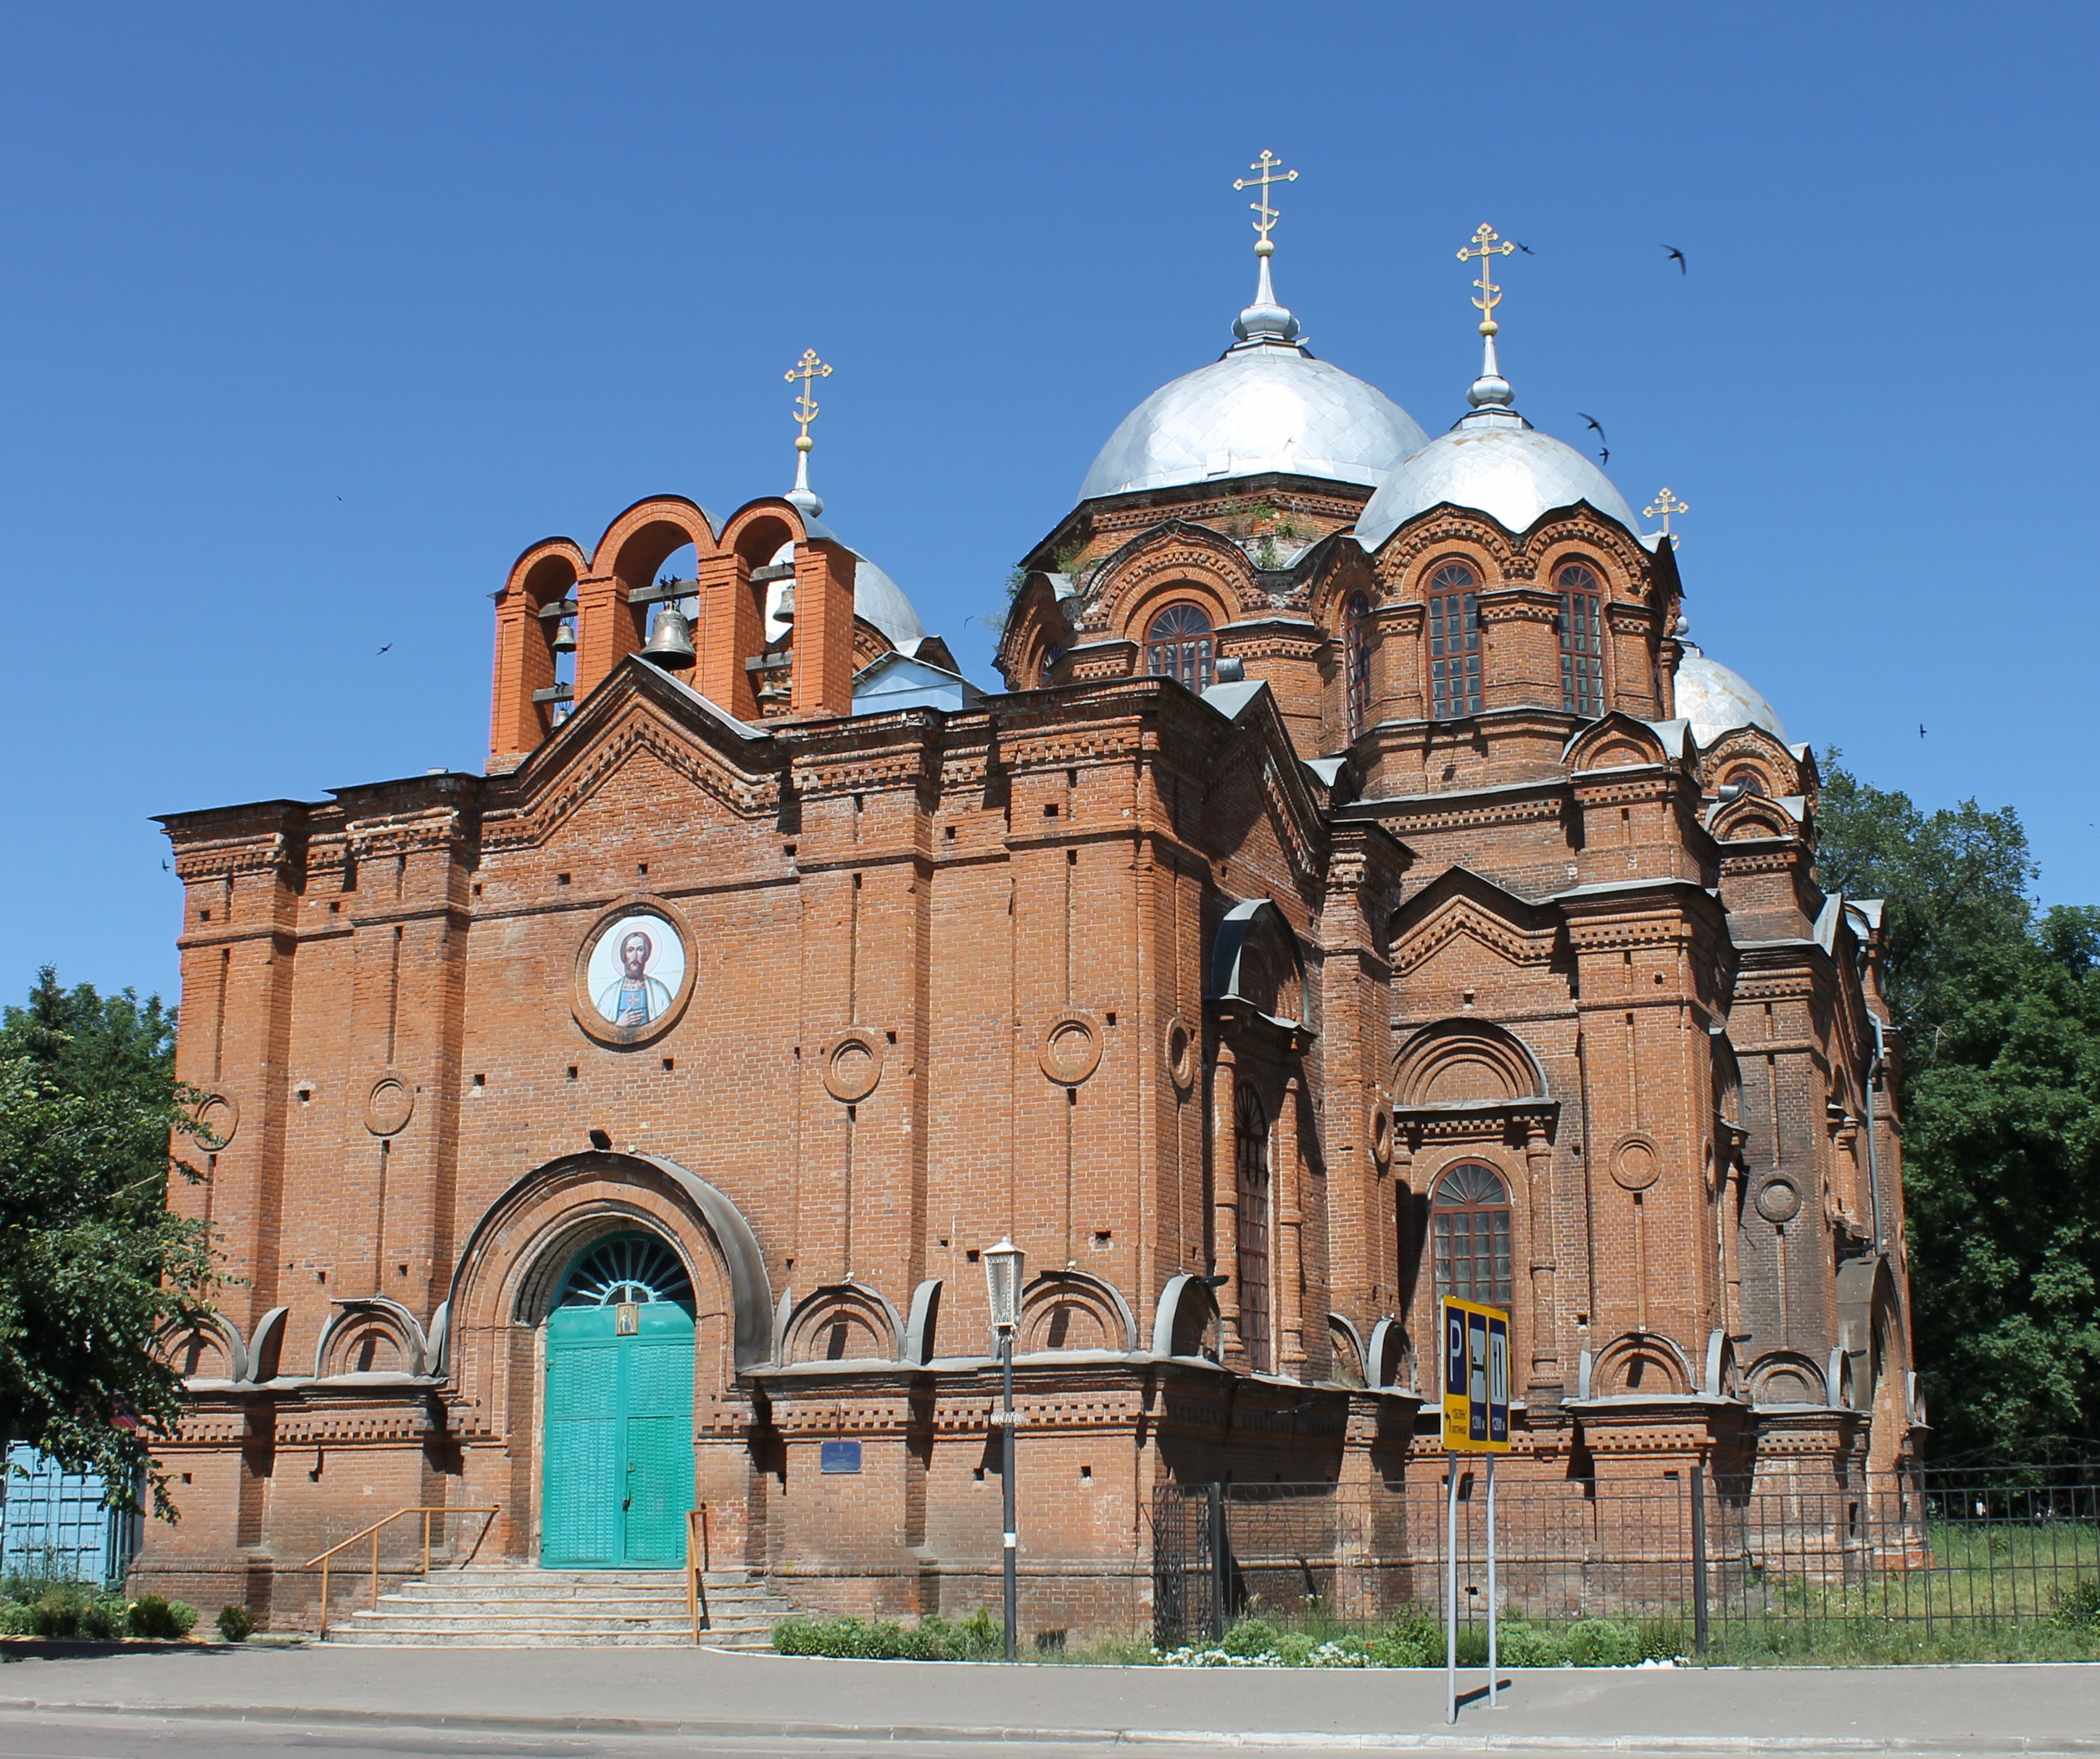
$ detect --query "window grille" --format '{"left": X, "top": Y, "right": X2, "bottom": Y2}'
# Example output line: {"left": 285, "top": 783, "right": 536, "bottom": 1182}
{"left": 1426, "top": 563, "right": 1481, "bottom": 719}
{"left": 1432, "top": 1162, "right": 1513, "bottom": 1307}
{"left": 1556, "top": 563, "right": 1605, "bottom": 718}
{"left": 1234, "top": 1083, "right": 1273, "bottom": 1372}
{"left": 1145, "top": 603, "right": 1214, "bottom": 692}
{"left": 1345, "top": 592, "right": 1374, "bottom": 740}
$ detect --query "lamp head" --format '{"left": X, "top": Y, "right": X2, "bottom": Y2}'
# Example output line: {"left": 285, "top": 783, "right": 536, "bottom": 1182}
{"left": 983, "top": 1237, "right": 1025, "bottom": 1332}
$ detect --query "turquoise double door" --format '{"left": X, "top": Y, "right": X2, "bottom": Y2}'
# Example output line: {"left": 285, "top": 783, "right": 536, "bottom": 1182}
{"left": 540, "top": 1301, "right": 695, "bottom": 1568}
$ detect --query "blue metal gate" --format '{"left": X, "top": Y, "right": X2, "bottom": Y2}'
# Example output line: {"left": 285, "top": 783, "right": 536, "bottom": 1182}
{"left": 1, "top": 1443, "right": 140, "bottom": 1587}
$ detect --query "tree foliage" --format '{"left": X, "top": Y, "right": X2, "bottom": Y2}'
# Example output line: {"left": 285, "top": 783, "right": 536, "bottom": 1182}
{"left": 1814, "top": 760, "right": 2100, "bottom": 1460}
{"left": 0, "top": 969, "right": 217, "bottom": 1512}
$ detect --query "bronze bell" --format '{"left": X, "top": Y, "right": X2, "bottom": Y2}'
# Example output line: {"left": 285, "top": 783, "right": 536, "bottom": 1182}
{"left": 642, "top": 604, "right": 695, "bottom": 670}
{"left": 550, "top": 618, "right": 576, "bottom": 654}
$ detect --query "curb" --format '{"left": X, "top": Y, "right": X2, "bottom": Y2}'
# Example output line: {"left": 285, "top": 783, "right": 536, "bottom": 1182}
{"left": 1, "top": 1700, "right": 2098, "bottom": 1753}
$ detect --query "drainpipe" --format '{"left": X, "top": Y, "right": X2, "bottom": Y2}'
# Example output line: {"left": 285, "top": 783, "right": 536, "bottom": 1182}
{"left": 1863, "top": 1009, "right": 1887, "bottom": 1257}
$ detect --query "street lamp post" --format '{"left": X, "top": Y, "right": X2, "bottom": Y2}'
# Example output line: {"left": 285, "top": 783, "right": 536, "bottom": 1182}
{"left": 983, "top": 1237, "right": 1025, "bottom": 1663}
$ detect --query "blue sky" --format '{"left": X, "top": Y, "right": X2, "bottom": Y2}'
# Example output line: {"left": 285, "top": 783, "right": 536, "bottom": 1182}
{"left": 3, "top": 2, "right": 2094, "bottom": 1006}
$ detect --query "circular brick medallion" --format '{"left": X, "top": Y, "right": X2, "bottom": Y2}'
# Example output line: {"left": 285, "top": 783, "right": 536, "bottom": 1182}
{"left": 823, "top": 1030, "right": 884, "bottom": 1103}
{"left": 1610, "top": 1134, "right": 1661, "bottom": 1191}
{"left": 1755, "top": 1176, "right": 1802, "bottom": 1223}
{"left": 364, "top": 1075, "right": 415, "bottom": 1137}
{"left": 1370, "top": 1098, "right": 1395, "bottom": 1170}
{"left": 192, "top": 1087, "right": 239, "bottom": 1148}
{"left": 1162, "top": 1014, "right": 1197, "bottom": 1092}
{"left": 571, "top": 896, "right": 697, "bottom": 1050}
{"left": 1039, "top": 1011, "right": 1103, "bottom": 1086}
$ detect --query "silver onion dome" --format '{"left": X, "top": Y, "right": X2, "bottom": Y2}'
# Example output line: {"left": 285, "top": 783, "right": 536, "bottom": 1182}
{"left": 1673, "top": 640, "right": 1788, "bottom": 747}
{"left": 1078, "top": 257, "right": 1427, "bottom": 501}
{"left": 1354, "top": 328, "right": 1638, "bottom": 551}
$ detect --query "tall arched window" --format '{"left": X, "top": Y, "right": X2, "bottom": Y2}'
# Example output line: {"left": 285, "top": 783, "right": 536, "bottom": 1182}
{"left": 1145, "top": 603, "right": 1214, "bottom": 691}
{"left": 1234, "top": 1083, "right": 1273, "bottom": 1372}
{"left": 1345, "top": 592, "right": 1374, "bottom": 740}
{"left": 1556, "top": 562, "right": 1605, "bottom": 718}
{"left": 1426, "top": 562, "right": 1481, "bottom": 719}
{"left": 1432, "top": 1163, "right": 1512, "bottom": 1308}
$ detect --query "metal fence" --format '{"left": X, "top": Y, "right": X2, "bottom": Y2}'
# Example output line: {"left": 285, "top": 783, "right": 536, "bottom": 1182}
{"left": 1, "top": 1443, "right": 141, "bottom": 1589}
{"left": 1150, "top": 1468, "right": 2100, "bottom": 1653}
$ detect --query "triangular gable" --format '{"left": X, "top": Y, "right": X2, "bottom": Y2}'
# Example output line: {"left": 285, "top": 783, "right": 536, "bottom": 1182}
{"left": 484, "top": 656, "right": 780, "bottom": 852}
{"left": 1390, "top": 866, "right": 1561, "bottom": 977}
{"left": 1195, "top": 677, "right": 1327, "bottom": 897}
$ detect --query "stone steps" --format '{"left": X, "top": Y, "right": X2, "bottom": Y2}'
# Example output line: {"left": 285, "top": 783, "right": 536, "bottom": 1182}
{"left": 326, "top": 1568, "right": 796, "bottom": 1649}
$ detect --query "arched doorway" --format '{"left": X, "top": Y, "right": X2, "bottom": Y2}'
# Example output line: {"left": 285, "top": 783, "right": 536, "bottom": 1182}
{"left": 540, "top": 1231, "right": 696, "bottom": 1568}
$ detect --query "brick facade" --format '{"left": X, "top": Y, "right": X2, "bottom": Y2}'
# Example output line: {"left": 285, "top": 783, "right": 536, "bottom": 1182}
{"left": 146, "top": 420, "right": 1917, "bottom": 1636}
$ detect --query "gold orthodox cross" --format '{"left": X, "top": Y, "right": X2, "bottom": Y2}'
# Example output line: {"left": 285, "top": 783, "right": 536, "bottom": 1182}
{"left": 1233, "top": 150, "right": 1298, "bottom": 249}
{"left": 1458, "top": 223, "right": 1515, "bottom": 332}
{"left": 1645, "top": 487, "right": 1689, "bottom": 543}
{"left": 786, "top": 349, "right": 832, "bottom": 452}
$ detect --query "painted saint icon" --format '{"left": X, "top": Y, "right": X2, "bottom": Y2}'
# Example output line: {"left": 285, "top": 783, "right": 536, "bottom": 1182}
{"left": 586, "top": 914, "right": 684, "bottom": 1029}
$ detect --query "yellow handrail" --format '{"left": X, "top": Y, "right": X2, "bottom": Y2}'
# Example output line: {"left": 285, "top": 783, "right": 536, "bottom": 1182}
{"left": 306, "top": 1505, "right": 500, "bottom": 1638}
{"left": 686, "top": 1503, "right": 711, "bottom": 1642}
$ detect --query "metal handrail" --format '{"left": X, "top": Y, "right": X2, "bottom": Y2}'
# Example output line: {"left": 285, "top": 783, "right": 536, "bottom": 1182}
{"left": 686, "top": 1502, "right": 711, "bottom": 1642}
{"left": 305, "top": 1504, "right": 500, "bottom": 1638}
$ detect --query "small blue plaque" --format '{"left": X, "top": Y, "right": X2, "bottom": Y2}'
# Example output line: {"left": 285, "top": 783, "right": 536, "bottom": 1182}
{"left": 820, "top": 1439, "right": 862, "bottom": 1475}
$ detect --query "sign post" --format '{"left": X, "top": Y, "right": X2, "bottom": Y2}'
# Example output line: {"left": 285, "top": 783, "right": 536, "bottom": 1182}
{"left": 1440, "top": 1295, "right": 1511, "bottom": 1723}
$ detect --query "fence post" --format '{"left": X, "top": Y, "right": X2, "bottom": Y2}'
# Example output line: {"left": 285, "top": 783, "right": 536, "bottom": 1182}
{"left": 1690, "top": 1462, "right": 1709, "bottom": 1657}
{"left": 1208, "top": 1483, "right": 1227, "bottom": 1644}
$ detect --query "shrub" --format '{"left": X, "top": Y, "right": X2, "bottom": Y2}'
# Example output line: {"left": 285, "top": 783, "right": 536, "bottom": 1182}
{"left": 1637, "top": 1617, "right": 1688, "bottom": 1662}
{"left": 0, "top": 1599, "right": 33, "bottom": 1636}
{"left": 2054, "top": 1579, "right": 2100, "bottom": 1634}
{"left": 1220, "top": 1617, "right": 1281, "bottom": 1658}
{"left": 215, "top": 1604, "right": 255, "bottom": 1642}
{"left": 1564, "top": 1618, "right": 1640, "bottom": 1667}
{"left": 128, "top": 1594, "right": 199, "bottom": 1640}
{"left": 1498, "top": 1622, "right": 1569, "bottom": 1667}
{"left": 1360, "top": 1628, "right": 1435, "bottom": 1667}
{"left": 772, "top": 1608, "right": 1002, "bottom": 1660}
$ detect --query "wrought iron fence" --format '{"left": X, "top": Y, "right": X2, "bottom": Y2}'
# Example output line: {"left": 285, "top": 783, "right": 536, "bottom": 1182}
{"left": 1150, "top": 1468, "right": 2100, "bottom": 1655}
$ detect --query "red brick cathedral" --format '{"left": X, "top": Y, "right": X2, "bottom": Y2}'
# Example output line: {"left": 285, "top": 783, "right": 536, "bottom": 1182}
{"left": 149, "top": 198, "right": 1919, "bottom": 1631}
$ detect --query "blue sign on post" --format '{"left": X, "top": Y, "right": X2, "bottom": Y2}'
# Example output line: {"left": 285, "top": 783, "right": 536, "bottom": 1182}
{"left": 820, "top": 1439, "right": 863, "bottom": 1475}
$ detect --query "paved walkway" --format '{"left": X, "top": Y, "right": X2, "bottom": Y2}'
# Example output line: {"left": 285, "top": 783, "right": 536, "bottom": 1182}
{"left": 0, "top": 1645, "right": 2095, "bottom": 1752}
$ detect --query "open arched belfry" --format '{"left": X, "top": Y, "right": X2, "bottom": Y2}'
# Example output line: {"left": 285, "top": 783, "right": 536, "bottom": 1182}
{"left": 146, "top": 189, "right": 1918, "bottom": 1634}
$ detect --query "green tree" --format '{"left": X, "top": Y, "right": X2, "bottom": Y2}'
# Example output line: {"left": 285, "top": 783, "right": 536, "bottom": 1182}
{"left": 0, "top": 969, "right": 217, "bottom": 1512}
{"left": 1814, "top": 761, "right": 2100, "bottom": 1460}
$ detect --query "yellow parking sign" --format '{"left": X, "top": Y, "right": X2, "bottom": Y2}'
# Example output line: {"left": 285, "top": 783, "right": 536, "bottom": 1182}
{"left": 1440, "top": 1295, "right": 1511, "bottom": 1453}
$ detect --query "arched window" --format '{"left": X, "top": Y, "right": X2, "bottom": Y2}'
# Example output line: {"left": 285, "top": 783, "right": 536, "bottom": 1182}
{"left": 1234, "top": 1083, "right": 1273, "bottom": 1372}
{"left": 1426, "top": 562, "right": 1481, "bottom": 720}
{"left": 1145, "top": 602, "right": 1214, "bottom": 691}
{"left": 556, "top": 1233, "right": 694, "bottom": 1310}
{"left": 1556, "top": 562, "right": 1605, "bottom": 718}
{"left": 1432, "top": 1163, "right": 1512, "bottom": 1308}
{"left": 1345, "top": 592, "right": 1374, "bottom": 740}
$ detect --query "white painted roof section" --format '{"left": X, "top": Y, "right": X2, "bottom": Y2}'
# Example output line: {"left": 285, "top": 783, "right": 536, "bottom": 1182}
{"left": 1674, "top": 642, "right": 1788, "bottom": 746}
{"left": 1080, "top": 344, "right": 1428, "bottom": 501}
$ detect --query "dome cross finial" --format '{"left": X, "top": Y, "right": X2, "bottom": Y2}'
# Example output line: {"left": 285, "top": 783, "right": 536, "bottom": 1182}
{"left": 1229, "top": 151, "right": 1302, "bottom": 347}
{"left": 1456, "top": 223, "right": 1518, "bottom": 409}
{"left": 784, "top": 348, "right": 833, "bottom": 516}
{"left": 1234, "top": 149, "right": 1298, "bottom": 254}
{"left": 1644, "top": 487, "right": 1690, "bottom": 547}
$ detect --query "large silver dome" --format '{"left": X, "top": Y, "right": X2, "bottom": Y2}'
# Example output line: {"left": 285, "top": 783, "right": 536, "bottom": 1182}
{"left": 1081, "top": 344, "right": 1427, "bottom": 501}
{"left": 1356, "top": 407, "right": 1639, "bottom": 551}
{"left": 1674, "top": 641, "right": 1787, "bottom": 747}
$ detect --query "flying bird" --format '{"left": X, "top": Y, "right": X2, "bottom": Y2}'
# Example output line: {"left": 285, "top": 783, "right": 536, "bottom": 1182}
{"left": 378, "top": 643, "right": 394, "bottom": 655}
{"left": 1919, "top": 724, "right": 1927, "bottom": 738}
{"left": 1664, "top": 247, "right": 1687, "bottom": 274}
{"left": 161, "top": 859, "right": 170, "bottom": 872}
{"left": 1514, "top": 241, "right": 1535, "bottom": 255}
{"left": 1577, "top": 413, "right": 1609, "bottom": 464}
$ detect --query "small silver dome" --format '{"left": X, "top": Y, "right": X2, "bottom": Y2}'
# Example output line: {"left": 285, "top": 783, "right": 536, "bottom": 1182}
{"left": 1355, "top": 408, "right": 1640, "bottom": 551}
{"left": 764, "top": 542, "right": 926, "bottom": 650}
{"left": 1080, "top": 344, "right": 1428, "bottom": 501}
{"left": 1673, "top": 641, "right": 1787, "bottom": 747}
